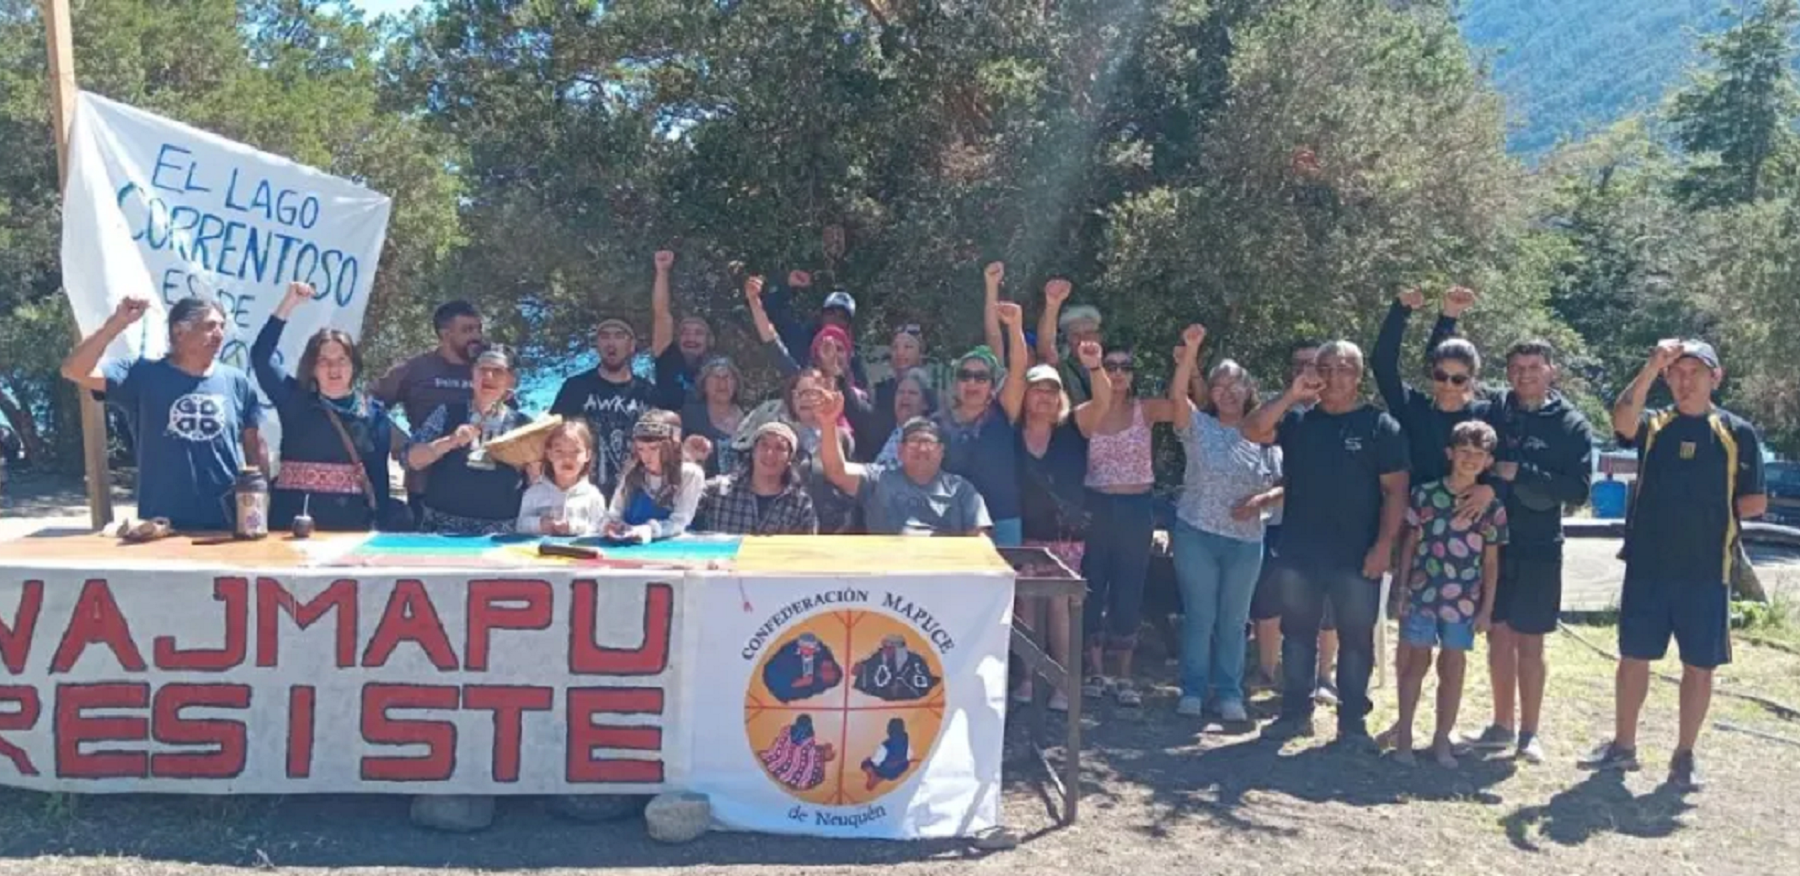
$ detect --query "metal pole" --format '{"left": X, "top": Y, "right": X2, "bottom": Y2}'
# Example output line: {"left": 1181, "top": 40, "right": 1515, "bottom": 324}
{"left": 43, "top": 0, "right": 115, "bottom": 530}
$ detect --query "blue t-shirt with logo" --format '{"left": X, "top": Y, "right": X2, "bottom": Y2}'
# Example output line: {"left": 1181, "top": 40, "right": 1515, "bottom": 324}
{"left": 100, "top": 358, "right": 262, "bottom": 530}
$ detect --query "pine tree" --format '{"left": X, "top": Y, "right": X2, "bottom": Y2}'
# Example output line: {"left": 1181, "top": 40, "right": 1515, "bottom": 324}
{"left": 1668, "top": 0, "right": 1800, "bottom": 207}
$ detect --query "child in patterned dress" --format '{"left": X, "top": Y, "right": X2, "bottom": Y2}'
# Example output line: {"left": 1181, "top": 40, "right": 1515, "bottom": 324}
{"left": 1393, "top": 421, "right": 1509, "bottom": 767}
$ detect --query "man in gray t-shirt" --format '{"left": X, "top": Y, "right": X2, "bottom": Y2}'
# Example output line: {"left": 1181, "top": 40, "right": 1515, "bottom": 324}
{"left": 815, "top": 393, "right": 991, "bottom": 536}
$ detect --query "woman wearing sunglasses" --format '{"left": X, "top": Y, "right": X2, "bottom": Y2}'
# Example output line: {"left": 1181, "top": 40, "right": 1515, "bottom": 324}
{"left": 1080, "top": 339, "right": 1184, "bottom": 709}
{"left": 1375, "top": 286, "right": 1490, "bottom": 481}
{"left": 936, "top": 262, "right": 1030, "bottom": 545}
{"left": 1372, "top": 285, "right": 1492, "bottom": 748}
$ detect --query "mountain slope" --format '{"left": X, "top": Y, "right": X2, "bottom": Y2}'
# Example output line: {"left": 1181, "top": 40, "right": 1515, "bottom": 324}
{"left": 1459, "top": 0, "right": 1723, "bottom": 153}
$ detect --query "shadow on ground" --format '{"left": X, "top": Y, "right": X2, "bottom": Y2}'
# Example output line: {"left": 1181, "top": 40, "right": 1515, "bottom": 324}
{"left": 1499, "top": 770, "right": 1695, "bottom": 851}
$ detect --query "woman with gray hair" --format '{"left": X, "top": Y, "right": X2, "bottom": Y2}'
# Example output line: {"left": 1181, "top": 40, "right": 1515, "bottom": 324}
{"left": 680, "top": 356, "right": 746, "bottom": 476}
{"left": 1169, "top": 327, "right": 1284, "bottom": 724}
{"left": 872, "top": 367, "right": 940, "bottom": 465}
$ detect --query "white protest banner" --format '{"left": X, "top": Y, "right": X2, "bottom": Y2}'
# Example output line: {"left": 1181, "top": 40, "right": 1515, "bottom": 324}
{"left": 685, "top": 573, "right": 1012, "bottom": 839}
{"left": 0, "top": 567, "right": 693, "bottom": 794}
{"left": 60, "top": 91, "right": 391, "bottom": 381}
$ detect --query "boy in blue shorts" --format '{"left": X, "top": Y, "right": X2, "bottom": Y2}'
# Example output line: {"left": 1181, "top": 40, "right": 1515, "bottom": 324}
{"left": 1393, "top": 421, "right": 1508, "bottom": 767}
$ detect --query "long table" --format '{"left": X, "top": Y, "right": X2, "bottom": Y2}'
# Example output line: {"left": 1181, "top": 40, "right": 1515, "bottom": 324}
{"left": 0, "top": 529, "right": 1074, "bottom": 839}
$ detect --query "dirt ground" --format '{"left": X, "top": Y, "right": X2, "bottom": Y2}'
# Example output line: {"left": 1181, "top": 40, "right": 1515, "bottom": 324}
{"left": 3, "top": 474, "right": 1799, "bottom": 875}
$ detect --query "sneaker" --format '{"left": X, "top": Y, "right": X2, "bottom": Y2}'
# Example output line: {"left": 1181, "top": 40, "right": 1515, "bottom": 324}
{"left": 1081, "top": 675, "right": 1110, "bottom": 698}
{"left": 1313, "top": 681, "right": 1339, "bottom": 707}
{"left": 1246, "top": 669, "right": 1279, "bottom": 693}
{"left": 1667, "top": 750, "right": 1704, "bottom": 792}
{"left": 1176, "top": 695, "right": 1205, "bottom": 717}
{"left": 1048, "top": 691, "right": 1070, "bottom": 713}
{"left": 1113, "top": 679, "right": 1143, "bottom": 708}
{"left": 1218, "top": 700, "right": 1250, "bottom": 724}
{"left": 1456, "top": 724, "right": 1516, "bottom": 752}
{"left": 1516, "top": 733, "right": 1545, "bottom": 765}
{"left": 1262, "top": 715, "right": 1315, "bottom": 742}
{"left": 1577, "top": 740, "right": 1640, "bottom": 772}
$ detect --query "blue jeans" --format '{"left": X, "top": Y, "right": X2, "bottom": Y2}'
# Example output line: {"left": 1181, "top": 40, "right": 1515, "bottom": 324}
{"left": 1172, "top": 522, "right": 1264, "bottom": 704}
{"left": 1270, "top": 560, "right": 1381, "bottom": 733}
{"left": 1082, "top": 492, "right": 1156, "bottom": 650}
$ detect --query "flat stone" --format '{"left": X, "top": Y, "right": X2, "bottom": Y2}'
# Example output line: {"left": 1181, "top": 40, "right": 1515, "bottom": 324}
{"left": 547, "top": 794, "right": 648, "bottom": 824}
{"left": 409, "top": 795, "right": 495, "bottom": 833}
{"left": 644, "top": 791, "right": 711, "bottom": 844}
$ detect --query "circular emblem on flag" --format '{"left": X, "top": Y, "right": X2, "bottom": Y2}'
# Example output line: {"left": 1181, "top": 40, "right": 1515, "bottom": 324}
{"left": 744, "top": 609, "right": 946, "bottom": 805}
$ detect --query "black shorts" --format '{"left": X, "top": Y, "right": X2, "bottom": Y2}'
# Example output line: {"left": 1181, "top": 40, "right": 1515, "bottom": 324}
{"left": 1493, "top": 547, "right": 1563, "bottom": 636}
{"left": 1620, "top": 578, "right": 1732, "bottom": 670}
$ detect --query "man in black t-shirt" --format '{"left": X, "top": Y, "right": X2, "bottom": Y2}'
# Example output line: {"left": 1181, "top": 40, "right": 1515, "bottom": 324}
{"left": 1581, "top": 339, "right": 1766, "bottom": 792}
{"left": 1243, "top": 340, "right": 1410, "bottom": 746}
{"left": 550, "top": 318, "right": 656, "bottom": 498}
{"left": 647, "top": 250, "right": 715, "bottom": 410}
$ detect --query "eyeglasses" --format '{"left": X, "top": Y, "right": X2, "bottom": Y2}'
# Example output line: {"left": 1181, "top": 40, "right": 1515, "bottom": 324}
{"left": 956, "top": 369, "right": 993, "bottom": 383}
{"left": 1102, "top": 361, "right": 1134, "bottom": 373}
{"left": 1432, "top": 370, "right": 1471, "bottom": 387}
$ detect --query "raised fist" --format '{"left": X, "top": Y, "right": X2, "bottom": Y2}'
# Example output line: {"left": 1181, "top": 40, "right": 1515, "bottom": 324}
{"left": 109, "top": 295, "right": 152, "bottom": 326}
{"left": 1650, "top": 338, "right": 1683, "bottom": 371}
{"left": 995, "top": 301, "right": 1023, "bottom": 326}
{"left": 1288, "top": 369, "right": 1324, "bottom": 404}
{"left": 984, "top": 262, "right": 1005, "bottom": 286}
{"left": 1075, "top": 340, "right": 1102, "bottom": 370}
{"left": 817, "top": 389, "right": 846, "bottom": 422}
{"left": 1396, "top": 287, "right": 1426, "bottom": 311}
{"left": 1181, "top": 323, "right": 1207, "bottom": 349}
{"left": 744, "top": 275, "right": 765, "bottom": 305}
{"left": 787, "top": 270, "right": 813, "bottom": 289}
{"left": 283, "top": 282, "right": 317, "bottom": 310}
{"left": 654, "top": 250, "right": 675, "bottom": 272}
{"left": 1442, "top": 285, "right": 1477, "bottom": 319}
{"left": 1044, "top": 278, "right": 1072, "bottom": 306}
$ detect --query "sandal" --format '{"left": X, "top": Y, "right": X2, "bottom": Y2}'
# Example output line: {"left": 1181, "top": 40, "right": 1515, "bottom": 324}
{"left": 1114, "top": 680, "right": 1143, "bottom": 708}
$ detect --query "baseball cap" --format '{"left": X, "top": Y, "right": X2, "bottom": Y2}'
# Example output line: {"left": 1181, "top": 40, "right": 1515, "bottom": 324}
{"left": 1677, "top": 340, "right": 1720, "bottom": 370}
{"left": 1026, "top": 364, "right": 1064, "bottom": 387}
{"left": 822, "top": 291, "right": 857, "bottom": 319}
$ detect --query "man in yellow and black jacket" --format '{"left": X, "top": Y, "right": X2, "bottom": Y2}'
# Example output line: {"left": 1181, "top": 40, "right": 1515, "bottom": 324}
{"left": 1580, "top": 340, "right": 1767, "bottom": 792}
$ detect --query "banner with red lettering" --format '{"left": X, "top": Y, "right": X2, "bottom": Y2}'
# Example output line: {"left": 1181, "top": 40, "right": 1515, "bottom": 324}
{"left": 685, "top": 572, "right": 1013, "bottom": 839}
{"left": 0, "top": 569, "right": 692, "bottom": 794}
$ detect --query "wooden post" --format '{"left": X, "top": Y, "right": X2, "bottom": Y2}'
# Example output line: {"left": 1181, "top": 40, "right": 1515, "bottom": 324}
{"left": 42, "top": 0, "right": 114, "bottom": 530}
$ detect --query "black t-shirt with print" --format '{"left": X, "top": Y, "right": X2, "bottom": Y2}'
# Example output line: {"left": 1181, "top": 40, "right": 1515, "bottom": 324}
{"left": 1621, "top": 407, "right": 1765, "bottom": 587}
{"left": 551, "top": 368, "right": 656, "bottom": 496}
{"left": 1275, "top": 404, "right": 1410, "bottom": 572}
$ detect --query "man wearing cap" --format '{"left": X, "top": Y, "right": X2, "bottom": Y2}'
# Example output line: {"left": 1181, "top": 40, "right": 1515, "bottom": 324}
{"left": 815, "top": 391, "right": 990, "bottom": 536}
{"left": 1035, "top": 279, "right": 1102, "bottom": 405}
{"left": 1582, "top": 339, "right": 1766, "bottom": 790}
{"left": 648, "top": 250, "right": 716, "bottom": 410}
{"left": 761, "top": 269, "right": 871, "bottom": 387}
{"left": 551, "top": 317, "right": 656, "bottom": 497}
{"left": 695, "top": 421, "right": 820, "bottom": 535}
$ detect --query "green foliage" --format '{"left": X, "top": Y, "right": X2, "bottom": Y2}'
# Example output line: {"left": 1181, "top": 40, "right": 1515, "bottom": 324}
{"left": 0, "top": 0, "right": 461, "bottom": 467}
{"left": 1, "top": 0, "right": 1798, "bottom": 472}
{"left": 1668, "top": 0, "right": 1800, "bottom": 207}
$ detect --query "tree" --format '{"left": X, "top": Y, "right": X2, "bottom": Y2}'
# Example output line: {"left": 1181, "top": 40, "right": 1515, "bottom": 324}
{"left": 1668, "top": 0, "right": 1800, "bottom": 207}
{"left": 0, "top": 0, "right": 461, "bottom": 469}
